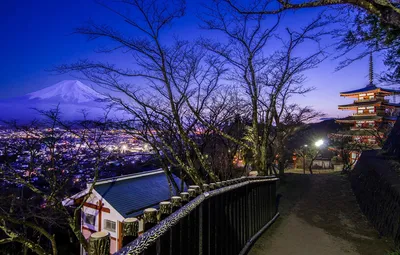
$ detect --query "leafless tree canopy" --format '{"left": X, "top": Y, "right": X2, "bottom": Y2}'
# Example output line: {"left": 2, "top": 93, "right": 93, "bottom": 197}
{"left": 199, "top": 1, "right": 327, "bottom": 175}
{"left": 54, "top": 0, "right": 327, "bottom": 180}
{"left": 225, "top": 0, "right": 400, "bottom": 29}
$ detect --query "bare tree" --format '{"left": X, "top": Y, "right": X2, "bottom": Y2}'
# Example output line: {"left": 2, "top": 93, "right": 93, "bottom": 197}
{"left": 225, "top": 0, "right": 400, "bottom": 29}
{"left": 295, "top": 145, "right": 318, "bottom": 174}
{"left": 329, "top": 134, "right": 371, "bottom": 172}
{"left": 273, "top": 105, "right": 324, "bottom": 176}
{"left": 54, "top": 0, "right": 241, "bottom": 185}
{"left": 329, "top": 120, "right": 394, "bottom": 173}
{"left": 198, "top": 1, "right": 327, "bottom": 175}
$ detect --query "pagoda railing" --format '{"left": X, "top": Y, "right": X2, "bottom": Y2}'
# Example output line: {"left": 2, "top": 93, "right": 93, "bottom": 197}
{"left": 352, "top": 112, "right": 377, "bottom": 116}
{"left": 107, "top": 176, "right": 279, "bottom": 255}
{"left": 354, "top": 98, "right": 387, "bottom": 103}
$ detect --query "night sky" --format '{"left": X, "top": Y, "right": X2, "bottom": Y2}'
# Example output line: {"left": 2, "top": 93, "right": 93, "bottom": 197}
{"left": 0, "top": 0, "right": 391, "bottom": 117}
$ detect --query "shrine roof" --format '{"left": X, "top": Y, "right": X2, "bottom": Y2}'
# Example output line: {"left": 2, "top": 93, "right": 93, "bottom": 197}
{"left": 338, "top": 100, "right": 400, "bottom": 108}
{"left": 340, "top": 85, "right": 400, "bottom": 96}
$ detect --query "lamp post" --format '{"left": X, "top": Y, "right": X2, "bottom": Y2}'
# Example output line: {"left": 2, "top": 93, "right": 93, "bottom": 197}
{"left": 121, "top": 145, "right": 127, "bottom": 153}
{"left": 315, "top": 139, "right": 324, "bottom": 148}
{"left": 310, "top": 139, "right": 324, "bottom": 173}
{"left": 292, "top": 153, "right": 297, "bottom": 169}
{"left": 303, "top": 144, "right": 307, "bottom": 174}
{"left": 301, "top": 140, "right": 324, "bottom": 174}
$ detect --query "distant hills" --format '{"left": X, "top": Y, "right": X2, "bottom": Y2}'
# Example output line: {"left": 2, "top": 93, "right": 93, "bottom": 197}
{"left": 0, "top": 80, "right": 113, "bottom": 122}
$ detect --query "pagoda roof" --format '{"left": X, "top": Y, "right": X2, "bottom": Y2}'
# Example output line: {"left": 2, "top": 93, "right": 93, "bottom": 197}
{"left": 336, "top": 115, "right": 397, "bottom": 123}
{"left": 340, "top": 85, "right": 400, "bottom": 96}
{"left": 338, "top": 100, "right": 400, "bottom": 109}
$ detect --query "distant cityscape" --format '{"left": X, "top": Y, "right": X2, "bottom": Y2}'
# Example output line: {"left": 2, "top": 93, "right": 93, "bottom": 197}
{"left": 0, "top": 127, "right": 154, "bottom": 196}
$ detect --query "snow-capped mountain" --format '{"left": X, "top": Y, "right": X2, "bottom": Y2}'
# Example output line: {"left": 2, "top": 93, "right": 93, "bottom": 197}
{"left": 27, "top": 80, "right": 106, "bottom": 103}
{"left": 0, "top": 80, "right": 113, "bottom": 122}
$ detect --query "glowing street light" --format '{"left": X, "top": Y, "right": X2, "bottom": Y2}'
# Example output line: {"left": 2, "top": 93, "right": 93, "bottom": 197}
{"left": 315, "top": 139, "right": 324, "bottom": 148}
{"left": 121, "top": 145, "right": 128, "bottom": 153}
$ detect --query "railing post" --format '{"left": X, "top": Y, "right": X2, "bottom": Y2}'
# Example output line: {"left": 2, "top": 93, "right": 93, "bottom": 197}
{"left": 180, "top": 192, "right": 189, "bottom": 205}
{"left": 88, "top": 231, "right": 110, "bottom": 255}
{"left": 189, "top": 185, "right": 201, "bottom": 254}
{"left": 171, "top": 196, "right": 182, "bottom": 210}
{"left": 188, "top": 188, "right": 197, "bottom": 199}
{"left": 226, "top": 180, "right": 233, "bottom": 255}
{"left": 209, "top": 183, "right": 216, "bottom": 190}
{"left": 180, "top": 188, "right": 196, "bottom": 254}
{"left": 122, "top": 218, "right": 139, "bottom": 247}
{"left": 143, "top": 208, "right": 158, "bottom": 255}
{"left": 272, "top": 180, "right": 277, "bottom": 215}
{"left": 182, "top": 189, "right": 196, "bottom": 254}
{"left": 232, "top": 181, "right": 238, "bottom": 254}
{"left": 158, "top": 201, "right": 172, "bottom": 255}
{"left": 170, "top": 196, "right": 182, "bottom": 255}
{"left": 246, "top": 180, "right": 250, "bottom": 246}
{"left": 189, "top": 185, "right": 201, "bottom": 196}
{"left": 159, "top": 201, "right": 172, "bottom": 220}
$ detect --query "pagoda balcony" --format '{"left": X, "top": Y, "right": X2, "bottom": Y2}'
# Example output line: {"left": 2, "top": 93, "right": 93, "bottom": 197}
{"left": 350, "top": 126, "right": 375, "bottom": 130}
{"left": 354, "top": 98, "right": 388, "bottom": 103}
{"left": 354, "top": 98, "right": 376, "bottom": 103}
{"left": 352, "top": 113, "right": 377, "bottom": 116}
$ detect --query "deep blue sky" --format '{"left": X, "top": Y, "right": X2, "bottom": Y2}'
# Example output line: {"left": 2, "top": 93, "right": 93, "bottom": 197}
{"left": 0, "top": 0, "right": 390, "bottom": 117}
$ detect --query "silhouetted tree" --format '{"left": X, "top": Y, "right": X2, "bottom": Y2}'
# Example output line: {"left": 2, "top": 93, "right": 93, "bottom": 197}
{"left": 55, "top": 0, "right": 230, "bottom": 185}
{"left": 225, "top": 0, "right": 400, "bottom": 29}
{"left": 199, "top": 1, "right": 327, "bottom": 175}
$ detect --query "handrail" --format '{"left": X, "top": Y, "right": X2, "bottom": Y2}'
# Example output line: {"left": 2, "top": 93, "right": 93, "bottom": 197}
{"left": 113, "top": 176, "right": 279, "bottom": 255}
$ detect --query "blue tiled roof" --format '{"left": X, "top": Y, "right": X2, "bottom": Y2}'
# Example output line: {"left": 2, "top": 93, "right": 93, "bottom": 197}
{"left": 94, "top": 170, "right": 185, "bottom": 218}
{"left": 341, "top": 85, "right": 400, "bottom": 95}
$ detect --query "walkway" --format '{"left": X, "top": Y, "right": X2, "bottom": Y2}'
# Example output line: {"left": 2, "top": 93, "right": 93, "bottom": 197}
{"left": 249, "top": 171, "right": 395, "bottom": 255}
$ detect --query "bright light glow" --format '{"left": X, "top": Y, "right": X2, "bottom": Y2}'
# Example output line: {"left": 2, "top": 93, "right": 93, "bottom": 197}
{"left": 121, "top": 145, "right": 127, "bottom": 151}
{"left": 315, "top": 139, "right": 324, "bottom": 147}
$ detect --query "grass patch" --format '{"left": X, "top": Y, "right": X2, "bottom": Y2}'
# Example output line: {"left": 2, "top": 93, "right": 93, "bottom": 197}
{"left": 386, "top": 250, "right": 400, "bottom": 255}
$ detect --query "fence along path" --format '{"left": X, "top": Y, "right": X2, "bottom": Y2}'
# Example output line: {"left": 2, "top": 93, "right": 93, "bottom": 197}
{"left": 89, "top": 176, "right": 279, "bottom": 255}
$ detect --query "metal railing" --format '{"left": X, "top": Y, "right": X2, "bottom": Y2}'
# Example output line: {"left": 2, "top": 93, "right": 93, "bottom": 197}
{"left": 111, "top": 176, "right": 279, "bottom": 255}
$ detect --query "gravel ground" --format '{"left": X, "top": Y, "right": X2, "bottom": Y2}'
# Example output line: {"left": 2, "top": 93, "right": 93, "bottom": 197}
{"left": 248, "top": 171, "right": 395, "bottom": 255}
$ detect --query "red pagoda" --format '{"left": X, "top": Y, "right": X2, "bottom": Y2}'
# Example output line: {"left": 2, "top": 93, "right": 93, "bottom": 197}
{"left": 333, "top": 54, "right": 400, "bottom": 161}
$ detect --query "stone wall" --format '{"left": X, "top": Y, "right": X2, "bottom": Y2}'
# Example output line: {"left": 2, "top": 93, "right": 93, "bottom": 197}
{"left": 350, "top": 150, "right": 400, "bottom": 246}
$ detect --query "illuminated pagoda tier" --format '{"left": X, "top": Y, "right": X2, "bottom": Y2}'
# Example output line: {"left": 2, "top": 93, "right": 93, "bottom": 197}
{"left": 332, "top": 53, "right": 400, "bottom": 161}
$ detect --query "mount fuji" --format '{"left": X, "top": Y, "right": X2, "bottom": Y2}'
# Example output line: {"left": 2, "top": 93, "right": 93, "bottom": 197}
{"left": 27, "top": 80, "right": 106, "bottom": 104}
{"left": 0, "top": 80, "right": 114, "bottom": 122}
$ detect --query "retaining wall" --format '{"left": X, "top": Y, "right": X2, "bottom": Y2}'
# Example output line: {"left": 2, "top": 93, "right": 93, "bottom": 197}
{"left": 350, "top": 150, "right": 400, "bottom": 246}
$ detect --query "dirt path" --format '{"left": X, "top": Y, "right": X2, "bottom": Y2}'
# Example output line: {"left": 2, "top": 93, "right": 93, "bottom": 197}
{"left": 249, "top": 172, "right": 395, "bottom": 255}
